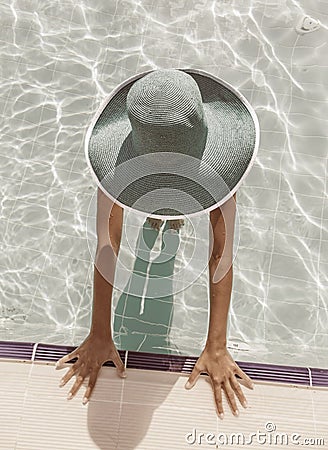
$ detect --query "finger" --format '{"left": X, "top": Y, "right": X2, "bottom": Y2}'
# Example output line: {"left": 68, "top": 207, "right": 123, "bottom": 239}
{"left": 59, "top": 364, "right": 79, "bottom": 387}
{"left": 230, "top": 376, "right": 248, "bottom": 408}
{"left": 185, "top": 363, "right": 202, "bottom": 389}
{"left": 111, "top": 348, "right": 126, "bottom": 378}
{"left": 235, "top": 366, "right": 254, "bottom": 390}
{"left": 82, "top": 367, "right": 101, "bottom": 405}
{"left": 67, "top": 373, "right": 86, "bottom": 400}
{"left": 55, "top": 350, "right": 79, "bottom": 370}
{"left": 210, "top": 379, "right": 224, "bottom": 419}
{"left": 223, "top": 380, "right": 239, "bottom": 416}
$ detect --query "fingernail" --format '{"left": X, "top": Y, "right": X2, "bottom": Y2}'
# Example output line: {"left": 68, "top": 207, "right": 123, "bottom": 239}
{"left": 185, "top": 381, "right": 192, "bottom": 389}
{"left": 219, "top": 413, "right": 224, "bottom": 420}
{"left": 82, "top": 397, "right": 89, "bottom": 405}
{"left": 235, "top": 409, "right": 239, "bottom": 416}
{"left": 242, "top": 400, "right": 248, "bottom": 408}
{"left": 121, "top": 371, "right": 127, "bottom": 378}
{"left": 67, "top": 393, "right": 73, "bottom": 400}
{"left": 59, "top": 381, "right": 64, "bottom": 387}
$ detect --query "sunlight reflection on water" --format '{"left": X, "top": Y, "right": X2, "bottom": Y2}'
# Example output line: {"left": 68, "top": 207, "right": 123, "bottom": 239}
{"left": 0, "top": 0, "right": 327, "bottom": 368}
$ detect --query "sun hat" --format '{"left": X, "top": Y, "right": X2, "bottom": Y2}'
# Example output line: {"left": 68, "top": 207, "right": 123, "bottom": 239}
{"left": 85, "top": 68, "right": 260, "bottom": 220}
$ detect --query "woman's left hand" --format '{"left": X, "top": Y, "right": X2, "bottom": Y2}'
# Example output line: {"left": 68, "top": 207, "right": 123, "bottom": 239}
{"left": 185, "top": 345, "right": 254, "bottom": 419}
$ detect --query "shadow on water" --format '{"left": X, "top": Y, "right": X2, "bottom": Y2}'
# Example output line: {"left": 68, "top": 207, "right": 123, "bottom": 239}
{"left": 113, "top": 218, "right": 181, "bottom": 355}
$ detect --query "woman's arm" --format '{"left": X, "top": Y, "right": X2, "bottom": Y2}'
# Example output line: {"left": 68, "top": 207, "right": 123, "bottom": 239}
{"left": 206, "top": 192, "right": 236, "bottom": 348}
{"left": 185, "top": 192, "right": 254, "bottom": 419}
{"left": 55, "top": 188, "right": 125, "bottom": 404}
{"left": 90, "top": 188, "right": 123, "bottom": 338}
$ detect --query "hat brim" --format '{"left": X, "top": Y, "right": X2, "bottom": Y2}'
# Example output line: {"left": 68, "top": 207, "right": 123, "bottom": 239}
{"left": 85, "top": 68, "right": 260, "bottom": 219}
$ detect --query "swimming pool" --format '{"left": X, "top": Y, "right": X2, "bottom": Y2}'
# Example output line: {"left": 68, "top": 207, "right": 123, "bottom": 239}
{"left": 0, "top": 0, "right": 327, "bottom": 370}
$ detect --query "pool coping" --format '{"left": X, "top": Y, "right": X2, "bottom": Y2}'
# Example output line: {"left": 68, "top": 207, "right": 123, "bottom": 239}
{"left": 1, "top": 341, "right": 327, "bottom": 387}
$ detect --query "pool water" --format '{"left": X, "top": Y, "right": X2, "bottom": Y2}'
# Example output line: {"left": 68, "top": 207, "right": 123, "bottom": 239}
{"left": 0, "top": 0, "right": 327, "bottom": 368}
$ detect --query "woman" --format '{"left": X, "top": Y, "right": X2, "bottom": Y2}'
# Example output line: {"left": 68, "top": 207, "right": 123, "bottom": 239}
{"left": 55, "top": 68, "right": 259, "bottom": 418}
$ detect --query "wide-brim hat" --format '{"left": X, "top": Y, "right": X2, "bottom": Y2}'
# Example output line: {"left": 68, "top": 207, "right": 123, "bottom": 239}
{"left": 85, "top": 68, "right": 260, "bottom": 219}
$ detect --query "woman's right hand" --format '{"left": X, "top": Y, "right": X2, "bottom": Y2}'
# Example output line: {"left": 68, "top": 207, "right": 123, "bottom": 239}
{"left": 55, "top": 333, "right": 126, "bottom": 404}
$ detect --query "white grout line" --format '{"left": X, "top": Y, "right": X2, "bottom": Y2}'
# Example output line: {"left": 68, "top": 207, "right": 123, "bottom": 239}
{"left": 308, "top": 367, "right": 313, "bottom": 387}
{"left": 31, "top": 343, "right": 38, "bottom": 362}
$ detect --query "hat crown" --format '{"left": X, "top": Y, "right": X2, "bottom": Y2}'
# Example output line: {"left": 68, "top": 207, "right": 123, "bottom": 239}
{"left": 126, "top": 69, "right": 208, "bottom": 159}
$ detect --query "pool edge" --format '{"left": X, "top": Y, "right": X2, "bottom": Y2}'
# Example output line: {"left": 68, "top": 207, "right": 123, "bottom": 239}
{"left": 0, "top": 340, "right": 327, "bottom": 387}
